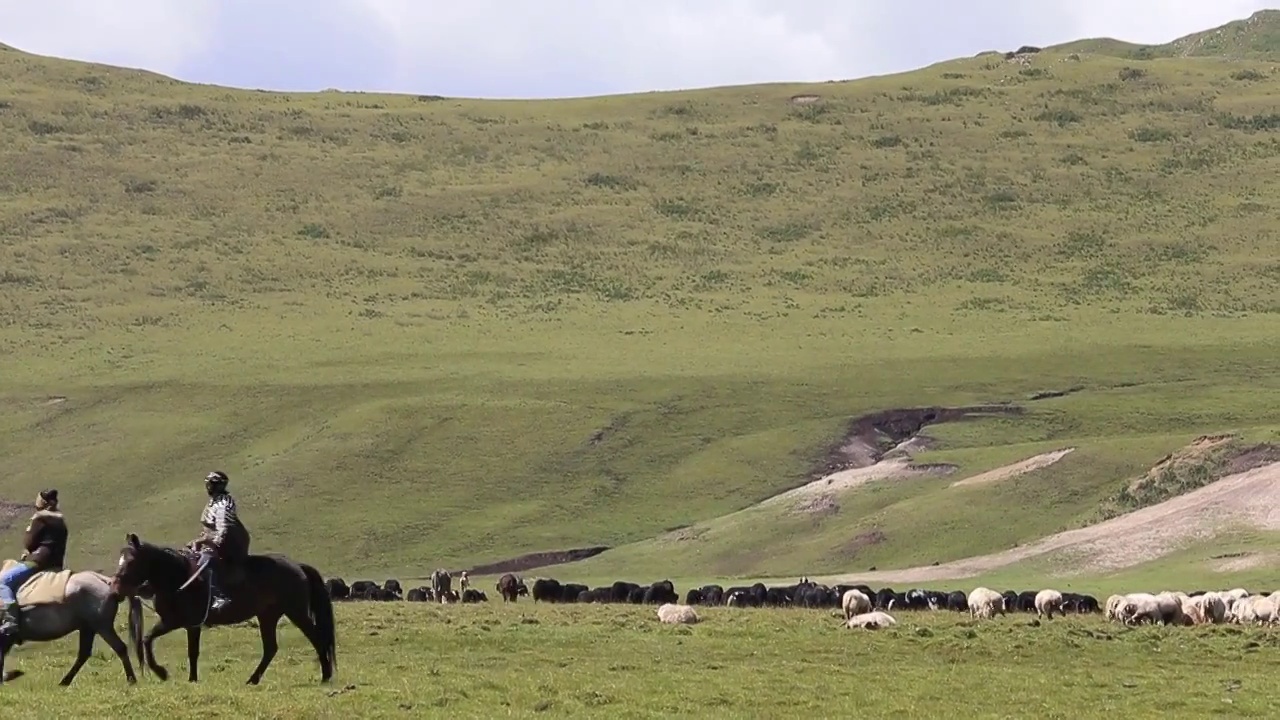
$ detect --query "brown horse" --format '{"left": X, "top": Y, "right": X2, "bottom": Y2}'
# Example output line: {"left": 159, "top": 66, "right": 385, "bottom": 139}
{"left": 110, "top": 533, "right": 336, "bottom": 685}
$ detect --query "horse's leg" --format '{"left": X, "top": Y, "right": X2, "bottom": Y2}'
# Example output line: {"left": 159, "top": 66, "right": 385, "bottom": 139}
{"left": 285, "top": 607, "right": 333, "bottom": 682}
{"left": 95, "top": 622, "right": 139, "bottom": 684}
{"left": 58, "top": 627, "right": 96, "bottom": 686}
{"left": 185, "top": 626, "right": 202, "bottom": 682}
{"left": 245, "top": 613, "right": 280, "bottom": 685}
{"left": 143, "top": 619, "right": 177, "bottom": 681}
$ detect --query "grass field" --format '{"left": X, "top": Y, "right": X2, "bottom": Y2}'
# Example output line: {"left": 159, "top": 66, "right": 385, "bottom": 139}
{"left": 4, "top": 11, "right": 1280, "bottom": 596}
{"left": 4, "top": 602, "right": 1280, "bottom": 718}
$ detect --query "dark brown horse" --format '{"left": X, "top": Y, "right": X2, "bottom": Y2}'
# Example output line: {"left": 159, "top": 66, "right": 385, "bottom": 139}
{"left": 110, "top": 533, "right": 336, "bottom": 685}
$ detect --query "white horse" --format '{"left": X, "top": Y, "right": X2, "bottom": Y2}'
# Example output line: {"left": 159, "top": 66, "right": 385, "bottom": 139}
{"left": 0, "top": 563, "right": 143, "bottom": 685}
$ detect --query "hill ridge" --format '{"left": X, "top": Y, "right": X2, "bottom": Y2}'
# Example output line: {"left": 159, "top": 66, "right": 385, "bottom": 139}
{"left": 3, "top": 12, "right": 1280, "bottom": 587}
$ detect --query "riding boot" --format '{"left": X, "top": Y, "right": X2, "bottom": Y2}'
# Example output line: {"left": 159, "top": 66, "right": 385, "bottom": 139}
{"left": 207, "top": 570, "right": 230, "bottom": 611}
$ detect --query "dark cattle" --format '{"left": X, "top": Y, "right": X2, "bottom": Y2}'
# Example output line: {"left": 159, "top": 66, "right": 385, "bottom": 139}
{"left": 384, "top": 579, "right": 403, "bottom": 598}
{"left": 685, "top": 589, "right": 705, "bottom": 605}
{"left": 326, "top": 577, "right": 350, "bottom": 600}
{"left": 496, "top": 573, "right": 528, "bottom": 603}
{"left": 439, "top": 590, "right": 460, "bottom": 603}
{"left": 1015, "top": 591, "right": 1038, "bottom": 612}
{"left": 561, "top": 583, "right": 589, "bottom": 603}
{"left": 532, "top": 578, "right": 563, "bottom": 603}
{"left": 627, "top": 586, "right": 647, "bottom": 604}
{"left": 874, "top": 588, "right": 897, "bottom": 610}
{"left": 725, "top": 586, "right": 764, "bottom": 608}
{"left": 804, "top": 586, "right": 840, "bottom": 609}
{"left": 945, "top": 590, "right": 968, "bottom": 612}
{"left": 462, "top": 589, "right": 488, "bottom": 603}
{"left": 611, "top": 581, "right": 640, "bottom": 603}
{"left": 350, "top": 580, "right": 379, "bottom": 600}
{"left": 430, "top": 569, "right": 452, "bottom": 604}
{"left": 1062, "top": 592, "right": 1100, "bottom": 614}
{"left": 643, "top": 580, "right": 679, "bottom": 605}
{"left": 764, "top": 588, "right": 792, "bottom": 607}
{"left": 1001, "top": 591, "right": 1019, "bottom": 612}
{"left": 588, "top": 587, "right": 613, "bottom": 603}
{"left": 699, "top": 585, "right": 724, "bottom": 606}
{"left": 406, "top": 587, "right": 431, "bottom": 602}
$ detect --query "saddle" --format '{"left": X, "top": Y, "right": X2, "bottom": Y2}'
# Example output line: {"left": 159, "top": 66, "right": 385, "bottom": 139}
{"left": 0, "top": 559, "right": 72, "bottom": 607}
{"left": 182, "top": 550, "right": 248, "bottom": 590}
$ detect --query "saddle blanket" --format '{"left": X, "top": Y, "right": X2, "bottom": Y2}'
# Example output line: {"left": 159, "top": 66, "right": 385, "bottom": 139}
{"left": 1, "top": 559, "right": 73, "bottom": 606}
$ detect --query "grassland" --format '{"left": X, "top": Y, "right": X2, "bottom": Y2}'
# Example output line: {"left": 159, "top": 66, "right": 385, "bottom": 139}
{"left": 4, "top": 12, "right": 1280, "bottom": 592}
{"left": 3, "top": 603, "right": 1280, "bottom": 718}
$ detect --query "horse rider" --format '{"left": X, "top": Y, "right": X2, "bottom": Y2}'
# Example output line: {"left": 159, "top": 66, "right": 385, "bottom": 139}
{"left": 0, "top": 489, "right": 68, "bottom": 638}
{"left": 187, "top": 471, "right": 250, "bottom": 612}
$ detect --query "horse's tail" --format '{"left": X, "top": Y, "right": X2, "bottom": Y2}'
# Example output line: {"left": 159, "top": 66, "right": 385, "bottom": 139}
{"left": 301, "top": 563, "right": 337, "bottom": 674}
{"left": 127, "top": 594, "right": 146, "bottom": 676}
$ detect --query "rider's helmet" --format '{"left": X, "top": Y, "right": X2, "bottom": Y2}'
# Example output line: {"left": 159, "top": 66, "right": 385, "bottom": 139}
{"left": 205, "top": 470, "right": 229, "bottom": 494}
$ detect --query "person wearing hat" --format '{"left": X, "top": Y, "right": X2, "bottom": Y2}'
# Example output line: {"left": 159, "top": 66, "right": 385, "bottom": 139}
{"left": 187, "top": 471, "right": 251, "bottom": 612}
{"left": 0, "top": 489, "right": 68, "bottom": 637}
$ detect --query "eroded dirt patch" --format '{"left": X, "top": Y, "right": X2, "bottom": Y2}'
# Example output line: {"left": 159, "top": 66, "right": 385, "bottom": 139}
{"left": 812, "top": 405, "right": 1023, "bottom": 479}
{"left": 824, "top": 457, "right": 1280, "bottom": 585}
{"left": 949, "top": 447, "right": 1076, "bottom": 488}
{"left": 463, "top": 546, "right": 610, "bottom": 576}
{"left": 1210, "top": 552, "right": 1274, "bottom": 573}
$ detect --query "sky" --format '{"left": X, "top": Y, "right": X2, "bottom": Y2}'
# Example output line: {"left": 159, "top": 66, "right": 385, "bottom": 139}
{"left": 1, "top": 1, "right": 1275, "bottom": 99}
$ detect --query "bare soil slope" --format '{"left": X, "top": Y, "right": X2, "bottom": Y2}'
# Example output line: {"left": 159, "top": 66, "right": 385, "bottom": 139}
{"left": 827, "top": 459, "right": 1280, "bottom": 584}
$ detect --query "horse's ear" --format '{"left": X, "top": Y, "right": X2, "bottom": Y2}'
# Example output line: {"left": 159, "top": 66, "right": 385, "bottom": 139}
{"left": 127, "top": 533, "right": 140, "bottom": 548}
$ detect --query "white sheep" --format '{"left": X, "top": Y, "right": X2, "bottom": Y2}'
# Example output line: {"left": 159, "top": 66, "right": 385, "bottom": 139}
{"left": 656, "top": 603, "right": 700, "bottom": 625}
{"left": 841, "top": 589, "right": 872, "bottom": 620}
{"left": 846, "top": 610, "right": 896, "bottom": 629}
{"left": 1104, "top": 594, "right": 1125, "bottom": 622}
{"left": 1034, "top": 589, "right": 1065, "bottom": 619}
{"left": 967, "top": 587, "right": 1005, "bottom": 620}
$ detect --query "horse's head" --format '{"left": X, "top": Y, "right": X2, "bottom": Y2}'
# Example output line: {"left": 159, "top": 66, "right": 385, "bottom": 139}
{"left": 111, "top": 532, "right": 188, "bottom": 597}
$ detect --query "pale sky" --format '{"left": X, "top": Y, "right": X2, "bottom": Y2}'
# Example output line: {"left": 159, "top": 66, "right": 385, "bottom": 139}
{"left": 1, "top": 1, "right": 1274, "bottom": 99}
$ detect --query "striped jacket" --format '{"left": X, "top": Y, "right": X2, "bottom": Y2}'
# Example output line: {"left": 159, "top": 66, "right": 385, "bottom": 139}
{"left": 198, "top": 492, "right": 251, "bottom": 560}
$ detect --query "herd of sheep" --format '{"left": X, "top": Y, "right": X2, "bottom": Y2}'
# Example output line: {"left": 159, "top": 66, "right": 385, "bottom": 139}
{"left": 664, "top": 585, "right": 1280, "bottom": 630}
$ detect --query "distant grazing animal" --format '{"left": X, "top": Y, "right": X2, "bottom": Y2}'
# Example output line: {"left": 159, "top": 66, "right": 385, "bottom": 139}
{"left": 842, "top": 589, "right": 872, "bottom": 620}
{"left": 967, "top": 587, "right": 1005, "bottom": 620}
{"left": 430, "top": 569, "right": 451, "bottom": 604}
{"left": 656, "top": 603, "right": 699, "bottom": 625}
{"left": 496, "top": 573, "right": 528, "bottom": 602}
{"left": 1034, "top": 589, "right": 1065, "bottom": 619}
{"left": 846, "top": 611, "right": 896, "bottom": 629}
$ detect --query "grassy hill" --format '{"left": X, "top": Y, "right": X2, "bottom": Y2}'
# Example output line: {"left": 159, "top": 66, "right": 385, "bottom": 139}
{"left": 4, "top": 13, "right": 1280, "bottom": 587}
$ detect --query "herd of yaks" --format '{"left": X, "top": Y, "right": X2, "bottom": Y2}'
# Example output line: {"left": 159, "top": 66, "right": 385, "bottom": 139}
{"left": 323, "top": 573, "right": 1280, "bottom": 630}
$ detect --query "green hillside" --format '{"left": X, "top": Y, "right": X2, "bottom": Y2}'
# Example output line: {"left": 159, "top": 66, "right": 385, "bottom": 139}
{"left": 1052, "top": 9, "right": 1280, "bottom": 59}
{"left": 3, "top": 14, "right": 1280, "bottom": 586}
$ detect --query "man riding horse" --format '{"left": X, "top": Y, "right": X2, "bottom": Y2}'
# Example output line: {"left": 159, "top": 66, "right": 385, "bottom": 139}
{"left": 187, "top": 471, "right": 250, "bottom": 612}
{"left": 0, "top": 489, "right": 68, "bottom": 639}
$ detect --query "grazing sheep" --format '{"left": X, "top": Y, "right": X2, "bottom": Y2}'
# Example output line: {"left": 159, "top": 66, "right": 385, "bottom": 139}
{"left": 1104, "top": 594, "right": 1125, "bottom": 622}
{"left": 842, "top": 589, "right": 872, "bottom": 620}
{"left": 1034, "top": 589, "right": 1065, "bottom": 619}
{"left": 1200, "top": 593, "right": 1228, "bottom": 624}
{"left": 846, "top": 611, "right": 896, "bottom": 630}
{"left": 1180, "top": 597, "right": 1207, "bottom": 626}
{"left": 657, "top": 603, "right": 700, "bottom": 625}
{"left": 967, "top": 587, "right": 1006, "bottom": 620}
{"left": 1115, "top": 592, "right": 1184, "bottom": 626}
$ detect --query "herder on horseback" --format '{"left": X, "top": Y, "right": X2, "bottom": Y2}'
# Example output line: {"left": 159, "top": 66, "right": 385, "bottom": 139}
{"left": 0, "top": 489, "right": 67, "bottom": 638}
{"left": 187, "top": 470, "right": 250, "bottom": 612}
